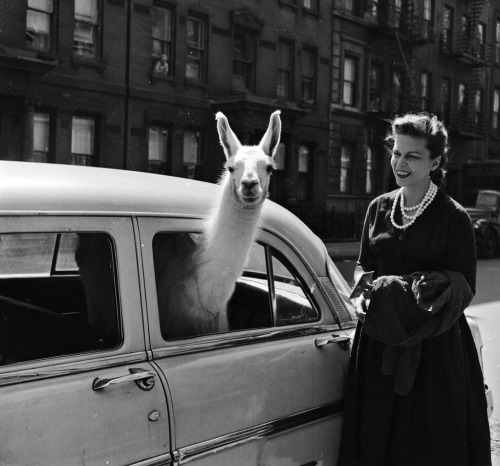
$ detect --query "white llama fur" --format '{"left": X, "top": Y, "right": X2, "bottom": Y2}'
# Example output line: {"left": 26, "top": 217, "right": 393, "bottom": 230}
{"left": 154, "top": 110, "right": 281, "bottom": 338}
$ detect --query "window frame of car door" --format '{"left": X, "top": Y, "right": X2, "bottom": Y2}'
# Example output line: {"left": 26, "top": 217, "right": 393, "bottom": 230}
{"left": 0, "top": 215, "right": 148, "bottom": 379}
{"left": 137, "top": 216, "right": 341, "bottom": 356}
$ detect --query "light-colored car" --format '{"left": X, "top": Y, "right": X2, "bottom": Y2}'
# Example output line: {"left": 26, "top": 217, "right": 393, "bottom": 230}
{"left": 0, "top": 161, "right": 356, "bottom": 466}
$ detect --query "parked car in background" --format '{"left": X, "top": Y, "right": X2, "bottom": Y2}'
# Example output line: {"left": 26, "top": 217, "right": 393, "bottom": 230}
{"left": 0, "top": 161, "right": 356, "bottom": 466}
{"left": 466, "top": 190, "right": 500, "bottom": 258}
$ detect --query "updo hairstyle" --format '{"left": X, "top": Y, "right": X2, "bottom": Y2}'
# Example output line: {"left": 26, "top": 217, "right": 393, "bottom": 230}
{"left": 385, "top": 113, "right": 449, "bottom": 186}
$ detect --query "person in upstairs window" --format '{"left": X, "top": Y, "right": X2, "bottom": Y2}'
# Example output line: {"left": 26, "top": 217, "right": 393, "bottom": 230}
{"left": 338, "top": 113, "right": 491, "bottom": 466}
{"left": 154, "top": 54, "right": 169, "bottom": 77}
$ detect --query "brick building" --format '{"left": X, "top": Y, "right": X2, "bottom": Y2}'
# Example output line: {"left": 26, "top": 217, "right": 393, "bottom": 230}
{"left": 0, "top": 0, "right": 333, "bottom": 234}
{"left": 1, "top": 0, "right": 500, "bottom": 239}
{"left": 329, "top": 0, "right": 500, "bottom": 238}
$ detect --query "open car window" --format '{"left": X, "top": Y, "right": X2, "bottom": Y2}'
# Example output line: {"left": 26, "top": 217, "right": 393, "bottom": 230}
{"left": 0, "top": 232, "right": 121, "bottom": 365}
{"left": 152, "top": 232, "right": 319, "bottom": 340}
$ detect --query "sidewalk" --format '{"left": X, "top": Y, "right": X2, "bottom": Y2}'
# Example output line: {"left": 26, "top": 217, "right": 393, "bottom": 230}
{"left": 323, "top": 239, "right": 360, "bottom": 261}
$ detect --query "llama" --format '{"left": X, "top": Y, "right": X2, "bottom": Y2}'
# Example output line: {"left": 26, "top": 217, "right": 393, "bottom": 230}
{"left": 154, "top": 110, "right": 281, "bottom": 338}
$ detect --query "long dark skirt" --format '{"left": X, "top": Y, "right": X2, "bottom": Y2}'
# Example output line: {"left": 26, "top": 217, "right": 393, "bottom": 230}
{"left": 338, "top": 314, "right": 491, "bottom": 466}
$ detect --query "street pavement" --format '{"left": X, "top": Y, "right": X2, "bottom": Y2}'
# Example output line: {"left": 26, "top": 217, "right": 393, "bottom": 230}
{"left": 324, "top": 240, "right": 500, "bottom": 463}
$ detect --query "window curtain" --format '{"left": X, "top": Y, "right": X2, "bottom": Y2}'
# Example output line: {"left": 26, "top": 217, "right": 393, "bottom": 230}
{"left": 72, "top": 117, "right": 94, "bottom": 155}
{"left": 183, "top": 131, "right": 200, "bottom": 165}
{"left": 148, "top": 127, "right": 168, "bottom": 162}
{"left": 75, "top": 0, "right": 98, "bottom": 24}
{"left": 33, "top": 113, "right": 50, "bottom": 152}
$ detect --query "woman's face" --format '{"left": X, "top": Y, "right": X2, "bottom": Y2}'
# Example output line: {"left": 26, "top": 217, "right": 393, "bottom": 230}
{"left": 391, "top": 134, "right": 440, "bottom": 190}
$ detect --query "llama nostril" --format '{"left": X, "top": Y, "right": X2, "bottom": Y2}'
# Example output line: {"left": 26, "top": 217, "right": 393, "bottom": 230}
{"left": 242, "top": 180, "right": 258, "bottom": 189}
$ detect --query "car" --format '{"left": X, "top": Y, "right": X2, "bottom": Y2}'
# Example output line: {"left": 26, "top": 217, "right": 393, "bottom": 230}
{"left": 0, "top": 160, "right": 357, "bottom": 466}
{"left": 466, "top": 189, "right": 500, "bottom": 258}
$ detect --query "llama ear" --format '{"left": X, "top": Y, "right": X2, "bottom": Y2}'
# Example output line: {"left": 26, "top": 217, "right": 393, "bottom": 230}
{"left": 259, "top": 110, "right": 281, "bottom": 159}
{"left": 216, "top": 112, "right": 242, "bottom": 160}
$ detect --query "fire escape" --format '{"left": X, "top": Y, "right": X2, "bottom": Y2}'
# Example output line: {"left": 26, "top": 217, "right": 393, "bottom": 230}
{"left": 440, "top": 0, "right": 488, "bottom": 137}
{"left": 374, "top": 0, "right": 431, "bottom": 115}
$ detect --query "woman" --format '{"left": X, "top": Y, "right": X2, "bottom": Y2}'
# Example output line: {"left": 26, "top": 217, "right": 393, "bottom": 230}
{"left": 339, "top": 113, "right": 491, "bottom": 465}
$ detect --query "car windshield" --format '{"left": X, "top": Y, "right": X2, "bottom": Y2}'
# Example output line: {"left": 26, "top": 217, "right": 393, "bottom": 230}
{"left": 476, "top": 193, "right": 499, "bottom": 208}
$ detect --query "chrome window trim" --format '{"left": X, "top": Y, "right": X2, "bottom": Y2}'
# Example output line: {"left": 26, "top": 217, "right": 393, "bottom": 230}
{"left": 130, "top": 453, "right": 173, "bottom": 466}
{"left": 152, "top": 324, "right": 341, "bottom": 358}
{"left": 0, "top": 352, "right": 147, "bottom": 387}
{"left": 175, "top": 402, "right": 344, "bottom": 464}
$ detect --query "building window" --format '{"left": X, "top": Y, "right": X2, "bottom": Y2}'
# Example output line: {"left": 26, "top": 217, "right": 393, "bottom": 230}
{"left": 442, "top": 5, "right": 453, "bottom": 49}
{"left": 71, "top": 116, "right": 95, "bottom": 166}
{"left": 301, "top": 47, "right": 316, "bottom": 104}
{"left": 148, "top": 125, "right": 168, "bottom": 174}
{"left": 394, "top": 0, "right": 402, "bottom": 29}
{"left": 340, "top": 144, "right": 352, "bottom": 193}
{"left": 461, "top": 14, "right": 469, "bottom": 41}
{"left": 477, "top": 22, "right": 485, "bottom": 59}
{"left": 459, "top": 82, "right": 467, "bottom": 114}
{"left": 493, "top": 89, "right": 500, "bottom": 134}
{"left": 186, "top": 15, "right": 206, "bottom": 81}
{"left": 26, "top": 0, "right": 54, "bottom": 50}
{"left": 73, "top": 0, "right": 101, "bottom": 59}
{"left": 440, "top": 78, "right": 451, "bottom": 123}
{"left": 420, "top": 71, "right": 431, "bottom": 111}
{"left": 365, "top": 146, "right": 375, "bottom": 194}
{"left": 393, "top": 70, "right": 403, "bottom": 113}
{"left": 233, "top": 28, "right": 255, "bottom": 91}
{"left": 277, "top": 40, "right": 294, "bottom": 100}
{"left": 304, "top": 0, "right": 319, "bottom": 11}
{"left": 496, "top": 19, "right": 500, "bottom": 65}
{"left": 152, "top": 5, "right": 173, "bottom": 74}
{"left": 343, "top": 56, "right": 357, "bottom": 106}
{"left": 297, "top": 144, "right": 311, "bottom": 201}
{"left": 422, "top": 0, "right": 433, "bottom": 40}
{"left": 475, "top": 89, "right": 482, "bottom": 126}
{"left": 343, "top": 0, "right": 354, "bottom": 14}
{"left": 183, "top": 130, "right": 201, "bottom": 179}
{"left": 369, "top": 63, "right": 383, "bottom": 111}
{"left": 26, "top": 112, "right": 50, "bottom": 163}
{"left": 363, "top": 0, "right": 378, "bottom": 22}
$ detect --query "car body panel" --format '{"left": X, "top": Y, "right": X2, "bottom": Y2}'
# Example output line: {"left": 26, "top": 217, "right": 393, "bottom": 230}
{"left": 0, "top": 214, "right": 171, "bottom": 465}
{"left": 0, "top": 161, "right": 354, "bottom": 464}
{"left": 137, "top": 216, "right": 351, "bottom": 463}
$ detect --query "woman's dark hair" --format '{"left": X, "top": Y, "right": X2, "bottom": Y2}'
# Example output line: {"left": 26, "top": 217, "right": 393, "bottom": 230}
{"left": 385, "top": 113, "right": 449, "bottom": 186}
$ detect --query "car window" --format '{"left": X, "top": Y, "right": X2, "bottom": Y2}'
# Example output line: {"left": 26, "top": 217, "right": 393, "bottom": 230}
{"left": 152, "top": 232, "right": 319, "bottom": 340}
{"left": 0, "top": 232, "right": 121, "bottom": 365}
{"left": 477, "top": 193, "right": 498, "bottom": 208}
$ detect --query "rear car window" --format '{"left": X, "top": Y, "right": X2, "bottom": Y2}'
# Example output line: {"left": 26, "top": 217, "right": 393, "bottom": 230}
{"left": 0, "top": 232, "right": 121, "bottom": 365}
{"left": 152, "top": 232, "right": 319, "bottom": 340}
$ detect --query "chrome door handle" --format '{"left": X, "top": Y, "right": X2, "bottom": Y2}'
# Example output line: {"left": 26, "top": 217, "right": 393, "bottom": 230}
{"left": 93, "top": 368, "right": 156, "bottom": 391}
{"left": 315, "top": 335, "right": 351, "bottom": 350}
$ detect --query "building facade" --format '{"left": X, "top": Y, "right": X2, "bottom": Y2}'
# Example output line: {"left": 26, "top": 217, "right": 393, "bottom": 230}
{"left": 0, "top": 0, "right": 333, "bottom": 234}
{"left": 1, "top": 0, "right": 499, "bottom": 239}
{"left": 329, "top": 0, "right": 500, "bottom": 238}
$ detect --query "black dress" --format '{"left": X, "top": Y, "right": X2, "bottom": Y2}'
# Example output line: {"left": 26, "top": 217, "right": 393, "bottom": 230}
{"left": 338, "top": 188, "right": 491, "bottom": 466}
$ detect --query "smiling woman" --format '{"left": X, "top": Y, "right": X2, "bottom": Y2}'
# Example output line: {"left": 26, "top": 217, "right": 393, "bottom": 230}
{"left": 338, "top": 113, "right": 492, "bottom": 466}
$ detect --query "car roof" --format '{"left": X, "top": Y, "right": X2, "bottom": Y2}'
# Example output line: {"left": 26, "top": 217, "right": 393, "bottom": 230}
{"left": 0, "top": 161, "right": 329, "bottom": 275}
{"left": 478, "top": 190, "right": 500, "bottom": 195}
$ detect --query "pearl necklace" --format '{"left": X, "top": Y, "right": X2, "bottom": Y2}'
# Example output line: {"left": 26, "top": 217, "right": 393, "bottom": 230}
{"left": 390, "top": 181, "right": 438, "bottom": 230}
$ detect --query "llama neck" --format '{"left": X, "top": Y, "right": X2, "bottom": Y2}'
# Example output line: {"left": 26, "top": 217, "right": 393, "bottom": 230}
{"left": 196, "top": 176, "right": 264, "bottom": 309}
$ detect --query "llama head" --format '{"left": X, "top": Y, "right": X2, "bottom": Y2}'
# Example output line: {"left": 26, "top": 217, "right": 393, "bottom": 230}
{"left": 216, "top": 110, "right": 281, "bottom": 206}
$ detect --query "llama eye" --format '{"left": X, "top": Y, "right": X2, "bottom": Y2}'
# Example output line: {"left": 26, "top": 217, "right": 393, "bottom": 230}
{"left": 266, "top": 165, "right": 275, "bottom": 173}
{"left": 228, "top": 166, "right": 235, "bottom": 173}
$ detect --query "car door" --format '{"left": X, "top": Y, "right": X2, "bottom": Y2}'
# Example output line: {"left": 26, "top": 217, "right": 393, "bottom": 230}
{"left": 139, "top": 217, "right": 352, "bottom": 466}
{"left": 0, "top": 216, "right": 172, "bottom": 466}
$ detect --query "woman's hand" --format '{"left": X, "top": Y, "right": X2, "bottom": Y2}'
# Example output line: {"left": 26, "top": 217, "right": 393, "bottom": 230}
{"left": 354, "top": 294, "right": 368, "bottom": 323}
